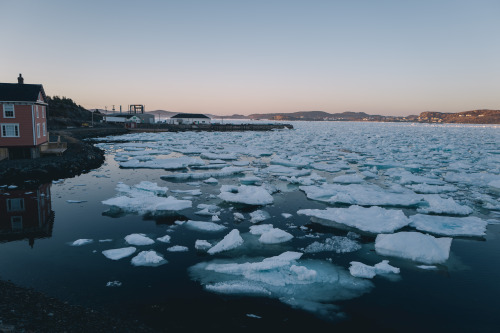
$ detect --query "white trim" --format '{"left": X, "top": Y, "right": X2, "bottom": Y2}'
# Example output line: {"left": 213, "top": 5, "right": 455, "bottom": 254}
{"left": 1, "top": 123, "right": 20, "bottom": 137}
{"left": 36, "top": 105, "right": 39, "bottom": 118}
{"left": 43, "top": 122, "right": 46, "bottom": 136}
{"left": 37, "top": 123, "right": 41, "bottom": 138}
{"left": 3, "top": 104, "right": 15, "bottom": 118}
{"left": 32, "top": 105, "right": 36, "bottom": 145}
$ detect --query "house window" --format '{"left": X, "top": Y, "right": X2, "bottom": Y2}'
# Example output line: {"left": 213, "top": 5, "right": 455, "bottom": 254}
{"left": 43, "top": 122, "right": 46, "bottom": 136}
{"left": 3, "top": 104, "right": 15, "bottom": 118}
{"left": 11, "top": 216, "right": 23, "bottom": 231}
{"left": 7, "top": 198, "right": 25, "bottom": 212}
{"left": 36, "top": 105, "right": 39, "bottom": 118}
{"left": 37, "top": 123, "right": 41, "bottom": 138}
{"left": 1, "top": 124, "right": 20, "bottom": 137}
{"left": 42, "top": 106, "right": 45, "bottom": 118}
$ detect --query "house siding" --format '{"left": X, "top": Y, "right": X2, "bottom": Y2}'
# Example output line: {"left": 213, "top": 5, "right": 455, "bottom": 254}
{"left": 0, "top": 103, "right": 35, "bottom": 147}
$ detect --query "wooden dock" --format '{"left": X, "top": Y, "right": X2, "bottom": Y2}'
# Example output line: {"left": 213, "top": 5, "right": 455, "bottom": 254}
{"left": 128, "top": 123, "right": 293, "bottom": 132}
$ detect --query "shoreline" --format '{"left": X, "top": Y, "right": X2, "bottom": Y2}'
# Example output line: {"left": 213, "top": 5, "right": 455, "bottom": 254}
{"left": 0, "top": 127, "right": 127, "bottom": 185}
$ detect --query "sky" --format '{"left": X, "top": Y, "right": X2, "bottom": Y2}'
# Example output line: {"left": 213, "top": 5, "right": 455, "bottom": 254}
{"left": 1, "top": 0, "right": 499, "bottom": 116}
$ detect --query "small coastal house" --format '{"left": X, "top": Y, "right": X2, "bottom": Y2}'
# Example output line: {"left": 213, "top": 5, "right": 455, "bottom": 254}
{"left": 169, "top": 113, "right": 211, "bottom": 125}
{"left": 0, "top": 74, "right": 48, "bottom": 159}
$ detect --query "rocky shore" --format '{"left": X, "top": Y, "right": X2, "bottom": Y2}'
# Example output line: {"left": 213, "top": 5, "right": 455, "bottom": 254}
{"left": 0, "top": 127, "right": 127, "bottom": 185}
{"left": 0, "top": 279, "right": 155, "bottom": 332}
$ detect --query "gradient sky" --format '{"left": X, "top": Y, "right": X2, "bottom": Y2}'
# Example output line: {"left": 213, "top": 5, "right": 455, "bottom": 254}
{"left": 2, "top": 0, "right": 499, "bottom": 116}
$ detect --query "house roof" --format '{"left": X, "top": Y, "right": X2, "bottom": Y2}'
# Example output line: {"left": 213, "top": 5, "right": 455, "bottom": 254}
{"left": 0, "top": 83, "right": 47, "bottom": 103}
{"left": 171, "top": 113, "right": 210, "bottom": 119}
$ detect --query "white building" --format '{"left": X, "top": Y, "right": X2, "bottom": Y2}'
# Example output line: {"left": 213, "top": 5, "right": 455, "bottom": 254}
{"left": 169, "top": 113, "right": 211, "bottom": 125}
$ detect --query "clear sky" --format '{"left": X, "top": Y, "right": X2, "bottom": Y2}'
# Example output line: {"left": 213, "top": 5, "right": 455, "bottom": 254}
{"left": 2, "top": 0, "right": 499, "bottom": 116}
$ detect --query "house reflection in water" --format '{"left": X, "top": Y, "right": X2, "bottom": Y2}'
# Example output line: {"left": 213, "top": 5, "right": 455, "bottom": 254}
{"left": 0, "top": 183, "right": 54, "bottom": 248}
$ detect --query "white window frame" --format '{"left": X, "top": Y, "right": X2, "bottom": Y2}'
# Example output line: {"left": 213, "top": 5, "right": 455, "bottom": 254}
{"left": 42, "top": 106, "right": 45, "bottom": 118}
{"left": 37, "top": 123, "right": 41, "bottom": 138}
{"left": 1, "top": 123, "right": 20, "bottom": 137}
{"left": 7, "top": 198, "right": 25, "bottom": 212}
{"left": 36, "top": 105, "right": 39, "bottom": 118}
{"left": 3, "top": 104, "right": 15, "bottom": 118}
{"left": 43, "top": 122, "right": 46, "bottom": 136}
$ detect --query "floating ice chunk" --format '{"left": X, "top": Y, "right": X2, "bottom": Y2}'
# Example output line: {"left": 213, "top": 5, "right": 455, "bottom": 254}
{"left": 167, "top": 245, "right": 189, "bottom": 252}
{"left": 386, "top": 169, "right": 445, "bottom": 185}
{"left": 303, "top": 236, "right": 361, "bottom": 254}
{"left": 106, "top": 281, "right": 122, "bottom": 287}
{"left": 282, "top": 213, "right": 293, "bottom": 219}
{"left": 102, "top": 247, "right": 136, "bottom": 260}
{"left": 349, "top": 262, "right": 376, "bottom": 279}
{"left": 212, "top": 215, "right": 221, "bottom": 222}
{"left": 259, "top": 228, "right": 293, "bottom": 244}
{"left": 201, "top": 152, "right": 238, "bottom": 160}
{"left": 249, "top": 210, "right": 271, "bottom": 223}
{"left": 333, "top": 174, "right": 365, "bottom": 184}
{"left": 375, "top": 232, "right": 452, "bottom": 264}
{"left": 171, "top": 189, "right": 202, "bottom": 196}
{"left": 417, "top": 265, "right": 438, "bottom": 270}
{"left": 249, "top": 224, "right": 274, "bottom": 235}
{"left": 120, "top": 157, "right": 205, "bottom": 169}
{"left": 246, "top": 314, "right": 262, "bottom": 319}
{"left": 131, "top": 250, "right": 167, "bottom": 266}
{"left": 233, "top": 212, "right": 245, "bottom": 221}
{"left": 206, "top": 281, "right": 272, "bottom": 296}
{"left": 290, "top": 265, "right": 317, "bottom": 281}
{"left": 102, "top": 182, "right": 191, "bottom": 213}
{"left": 262, "top": 165, "right": 311, "bottom": 177}
{"left": 489, "top": 180, "right": 500, "bottom": 190}
{"left": 418, "top": 195, "right": 473, "bottom": 215}
{"left": 239, "top": 176, "right": 262, "bottom": 185}
{"left": 219, "top": 185, "right": 274, "bottom": 206}
{"left": 195, "top": 240, "right": 212, "bottom": 251}
{"left": 195, "top": 204, "right": 220, "bottom": 216}
{"left": 297, "top": 205, "right": 409, "bottom": 234}
{"left": 125, "top": 233, "right": 155, "bottom": 246}
{"left": 300, "top": 183, "right": 422, "bottom": 207}
{"left": 99, "top": 239, "right": 113, "bottom": 243}
{"left": 132, "top": 181, "right": 168, "bottom": 195}
{"left": 161, "top": 166, "right": 252, "bottom": 181}
{"left": 405, "top": 183, "right": 458, "bottom": 194}
{"left": 409, "top": 214, "right": 487, "bottom": 237}
{"left": 7, "top": 185, "right": 18, "bottom": 189}
{"left": 349, "top": 260, "right": 399, "bottom": 279}
{"left": 70, "top": 239, "right": 93, "bottom": 246}
{"left": 207, "top": 229, "right": 244, "bottom": 255}
{"left": 285, "top": 173, "right": 325, "bottom": 186}
{"left": 190, "top": 251, "right": 373, "bottom": 315}
{"left": 271, "top": 156, "right": 312, "bottom": 168}
{"left": 185, "top": 220, "right": 228, "bottom": 232}
{"left": 67, "top": 200, "right": 86, "bottom": 203}
{"left": 157, "top": 235, "right": 171, "bottom": 243}
{"left": 233, "top": 161, "right": 250, "bottom": 166}
{"left": 310, "top": 163, "right": 342, "bottom": 173}
{"left": 203, "top": 177, "right": 218, "bottom": 184}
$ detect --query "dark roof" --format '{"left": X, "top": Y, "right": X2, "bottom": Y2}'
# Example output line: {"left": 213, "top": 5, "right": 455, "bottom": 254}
{"left": 0, "top": 83, "right": 47, "bottom": 103}
{"left": 171, "top": 113, "right": 210, "bottom": 119}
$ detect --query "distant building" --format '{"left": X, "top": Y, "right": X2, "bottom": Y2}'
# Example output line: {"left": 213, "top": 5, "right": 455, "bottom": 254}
{"left": 104, "top": 113, "right": 154, "bottom": 124}
{"left": 0, "top": 74, "right": 48, "bottom": 160}
{"left": 169, "top": 113, "right": 211, "bottom": 125}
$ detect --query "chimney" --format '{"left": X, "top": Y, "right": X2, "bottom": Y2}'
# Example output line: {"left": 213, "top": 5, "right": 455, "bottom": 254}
{"left": 18, "top": 73, "right": 24, "bottom": 84}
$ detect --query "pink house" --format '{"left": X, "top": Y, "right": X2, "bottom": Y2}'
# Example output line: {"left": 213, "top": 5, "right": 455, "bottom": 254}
{"left": 0, "top": 74, "right": 48, "bottom": 159}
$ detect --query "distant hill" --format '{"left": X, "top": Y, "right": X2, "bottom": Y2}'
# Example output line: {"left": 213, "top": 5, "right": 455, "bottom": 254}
{"left": 47, "top": 96, "right": 103, "bottom": 129}
{"left": 248, "top": 110, "right": 378, "bottom": 121}
{"left": 418, "top": 109, "right": 500, "bottom": 124}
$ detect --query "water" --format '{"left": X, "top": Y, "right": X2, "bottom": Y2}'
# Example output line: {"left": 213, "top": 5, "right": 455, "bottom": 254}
{"left": 1, "top": 122, "right": 499, "bottom": 332}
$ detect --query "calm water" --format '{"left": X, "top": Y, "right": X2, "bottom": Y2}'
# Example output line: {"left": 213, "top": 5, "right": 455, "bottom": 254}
{"left": 1, "top": 122, "right": 499, "bottom": 332}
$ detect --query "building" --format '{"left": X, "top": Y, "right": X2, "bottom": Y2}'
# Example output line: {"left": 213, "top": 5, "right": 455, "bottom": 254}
{"left": 0, "top": 74, "right": 48, "bottom": 159}
{"left": 169, "top": 113, "right": 211, "bottom": 125}
{"left": 0, "top": 183, "right": 53, "bottom": 248}
{"left": 104, "top": 104, "right": 154, "bottom": 125}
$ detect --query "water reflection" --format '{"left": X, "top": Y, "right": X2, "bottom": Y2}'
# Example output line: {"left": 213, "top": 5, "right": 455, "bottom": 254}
{"left": 0, "top": 183, "right": 54, "bottom": 247}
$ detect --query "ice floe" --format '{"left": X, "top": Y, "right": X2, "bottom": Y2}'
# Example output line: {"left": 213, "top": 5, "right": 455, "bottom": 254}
{"left": 249, "top": 210, "right": 271, "bottom": 223}
{"left": 297, "top": 205, "right": 410, "bottom": 234}
{"left": 375, "top": 232, "right": 452, "bottom": 264}
{"left": 167, "top": 245, "right": 189, "bottom": 252}
{"left": 185, "top": 220, "right": 227, "bottom": 232}
{"left": 349, "top": 260, "right": 400, "bottom": 279}
{"left": 120, "top": 157, "right": 205, "bottom": 169}
{"left": 131, "top": 250, "right": 167, "bottom": 266}
{"left": 418, "top": 195, "right": 473, "bottom": 215}
{"left": 102, "top": 247, "right": 137, "bottom": 260}
{"left": 207, "top": 229, "right": 244, "bottom": 255}
{"left": 302, "top": 236, "right": 361, "bottom": 253}
{"left": 70, "top": 239, "right": 93, "bottom": 246}
{"left": 125, "top": 233, "right": 155, "bottom": 246}
{"left": 219, "top": 185, "right": 274, "bottom": 206}
{"left": 299, "top": 183, "right": 423, "bottom": 207}
{"left": 409, "top": 214, "right": 487, "bottom": 237}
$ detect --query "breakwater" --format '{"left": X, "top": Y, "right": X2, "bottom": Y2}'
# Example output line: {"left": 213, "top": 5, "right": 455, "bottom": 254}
{"left": 129, "top": 123, "right": 293, "bottom": 132}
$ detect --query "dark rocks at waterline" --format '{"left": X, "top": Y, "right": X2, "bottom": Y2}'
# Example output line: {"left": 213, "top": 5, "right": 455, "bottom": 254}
{"left": 0, "top": 279, "right": 156, "bottom": 333}
{"left": 0, "top": 136, "right": 105, "bottom": 185}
